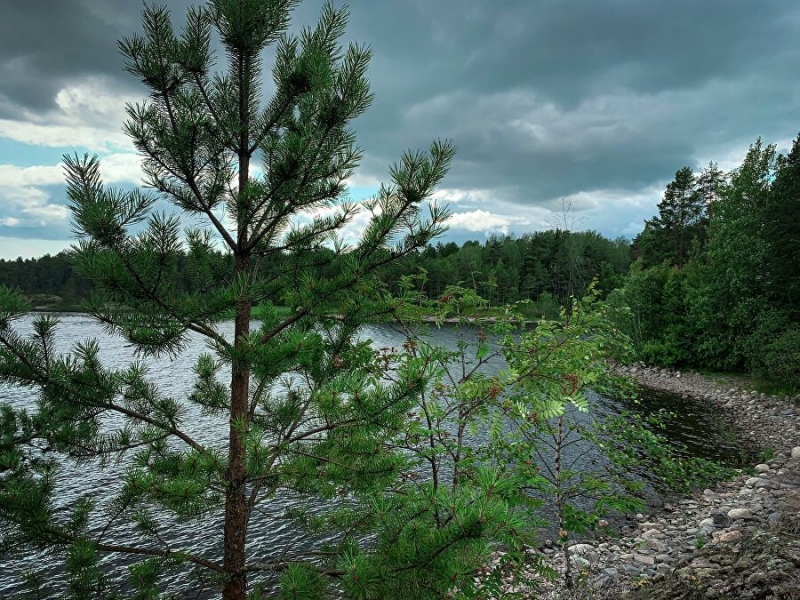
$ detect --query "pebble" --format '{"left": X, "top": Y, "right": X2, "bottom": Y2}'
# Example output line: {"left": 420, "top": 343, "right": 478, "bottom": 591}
{"left": 713, "top": 530, "right": 742, "bottom": 543}
{"left": 568, "top": 543, "right": 594, "bottom": 554}
{"left": 472, "top": 366, "right": 800, "bottom": 597}
{"left": 570, "top": 556, "right": 591, "bottom": 570}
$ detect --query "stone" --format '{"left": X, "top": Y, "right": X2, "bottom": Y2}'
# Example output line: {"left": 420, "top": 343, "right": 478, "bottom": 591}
{"left": 713, "top": 530, "right": 742, "bottom": 543}
{"left": 656, "top": 563, "right": 672, "bottom": 574}
{"left": 644, "top": 539, "right": 667, "bottom": 552}
{"left": 746, "top": 572, "right": 767, "bottom": 585}
{"left": 755, "top": 463, "right": 770, "bottom": 473}
{"left": 727, "top": 508, "right": 753, "bottom": 520}
{"left": 602, "top": 567, "right": 618, "bottom": 577}
{"left": 699, "top": 518, "right": 715, "bottom": 529}
{"left": 570, "top": 556, "right": 591, "bottom": 570}
{"left": 655, "top": 553, "right": 671, "bottom": 563}
{"left": 634, "top": 553, "right": 655, "bottom": 566}
{"left": 623, "top": 564, "right": 641, "bottom": 575}
{"left": 791, "top": 446, "right": 800, "bottom": 459}
{"left": 642, "top": 528, "right": 665, "bottom": 539}
{"left": 711, "top": 511, "right": 731, "bottom": 526}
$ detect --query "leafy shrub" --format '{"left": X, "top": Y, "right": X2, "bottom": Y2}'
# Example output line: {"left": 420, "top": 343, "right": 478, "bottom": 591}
{"left": 751, "top": 325, "right": 800, "bottom": 391}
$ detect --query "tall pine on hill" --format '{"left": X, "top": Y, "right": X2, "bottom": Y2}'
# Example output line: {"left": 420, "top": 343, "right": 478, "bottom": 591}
{"left": 636, "top": 166, "right": 706, "bottom": 268}
{"left": 0, "top": 2, "right": 462, "bottom": 598}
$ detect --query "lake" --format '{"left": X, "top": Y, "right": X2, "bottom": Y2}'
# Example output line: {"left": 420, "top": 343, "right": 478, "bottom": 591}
{"left": 0, "top": 313, "right": 748, "bottom": 598}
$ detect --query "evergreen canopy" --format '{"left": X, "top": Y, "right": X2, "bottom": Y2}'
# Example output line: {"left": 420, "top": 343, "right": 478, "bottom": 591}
{"left": 0, "top": 1, "right": 487, "bottom": 598}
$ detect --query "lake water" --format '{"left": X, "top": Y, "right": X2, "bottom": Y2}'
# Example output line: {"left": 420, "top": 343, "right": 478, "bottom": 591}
{"left": 0, "top": 313, "right": 748, "bottom": 598}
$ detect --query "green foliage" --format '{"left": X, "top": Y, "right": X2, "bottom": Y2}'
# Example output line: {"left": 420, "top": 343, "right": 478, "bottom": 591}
{"left": 750, "top": 324, "right": 800, "bottom": 390}
{"left": 606, "top": 262, "right": 696, "bottom": 367}
{"left": 614, "top": 133, "right": 800, "bottom": 391}
{"left": 0, "top": 232, "right": 632, "bottom": 315}
{"left": 394, "top": 285, "right": 720, "bottom": 590}
{"left": 634, "top": 166, "right": 708, "bottom": 269}
{"left": 0, "top": 1, "right": 501, "bottom": 598}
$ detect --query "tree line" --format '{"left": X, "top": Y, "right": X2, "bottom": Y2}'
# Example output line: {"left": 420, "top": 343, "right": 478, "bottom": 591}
{"left": 610, "top": 134, "right": 800, "bottom": 389}
{"left": 0, "top": 229, "right": 632, "bottom": 317}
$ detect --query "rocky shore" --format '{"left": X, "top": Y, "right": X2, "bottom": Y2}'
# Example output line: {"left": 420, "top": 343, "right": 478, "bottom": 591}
{"left": 483, "top": 364, "right": 800, "bottom": 599}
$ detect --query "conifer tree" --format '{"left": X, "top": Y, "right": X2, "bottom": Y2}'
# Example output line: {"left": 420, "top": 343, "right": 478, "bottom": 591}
{"left": 696, "top": 161, "right": 726, "bottom": 220}
{"left": 636, "top": 167, "right": 705, "bottom": 269}
{"left": 0, "top": 2, "right": 462, "bottom": 598}
{"left": 765, "top": 133, "right": 800, "bottom": 313}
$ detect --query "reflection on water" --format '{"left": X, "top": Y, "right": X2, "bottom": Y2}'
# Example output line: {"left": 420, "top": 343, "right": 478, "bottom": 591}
{"left": 0, "top": 314, "right": 749, "bottom": 598}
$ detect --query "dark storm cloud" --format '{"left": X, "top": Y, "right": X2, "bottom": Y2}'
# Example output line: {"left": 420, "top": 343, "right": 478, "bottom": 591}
{"left": 1, "top": 1, "right": 125, "bottom": 115}
{"left": 2, "top": 0, "right": 799, "bottom": 224}
{"left": 329, "top": 0, "right": 800, "bottom": 204}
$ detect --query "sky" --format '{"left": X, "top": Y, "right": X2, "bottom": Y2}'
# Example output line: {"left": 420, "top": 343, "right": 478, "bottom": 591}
{"left": 1, "top": 0, "right": 799, "bottom": 259}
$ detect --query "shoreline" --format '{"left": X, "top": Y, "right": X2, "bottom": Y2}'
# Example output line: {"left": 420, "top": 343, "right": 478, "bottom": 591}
{"left": 485, "top": 364, "right": 800, "bottom": 598}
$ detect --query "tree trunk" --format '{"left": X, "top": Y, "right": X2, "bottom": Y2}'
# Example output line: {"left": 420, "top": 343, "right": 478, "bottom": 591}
{"left": 224, "top": 45, "right": 253, "bottom": 598}
{"left": 223, "top": 254, "right": 252, "bottom": 600}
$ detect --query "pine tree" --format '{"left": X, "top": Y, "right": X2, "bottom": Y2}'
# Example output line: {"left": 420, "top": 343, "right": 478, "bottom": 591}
{"left": 638, "top": 167, "right": 705, "bottom": 269}
{"left": 696, "top": 161, "right": 726, "bottom": 220}
{"left": 0, "top": 2, "right": 460, "bottom": 599}
{"left": 765, "top": 133, "right": 800, "bottom": 314}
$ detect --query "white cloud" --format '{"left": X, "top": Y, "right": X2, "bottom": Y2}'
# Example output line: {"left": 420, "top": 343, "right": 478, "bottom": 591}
{"left": 696, "top": 136, "right": 795, "bottom": 173}
{"left": 0, "top": 77, "right": 138, "bottom": 152}
{"left": 432, "top": 187, "right": 508, "bottom": 204}
{"left": 22, "top": 204, "right": 69, "bottom": 222}
{"left": 98, "top": 152, "right": 145, "bottom": 184}
{"left": 447, "top": 209, "right": 530, "bottom": 235}
{"left": 344, "top": 171, "right": 382, "bottom": 190}
{"left": 0, "top": 169, "right": 67, "bottom": 227}
{"left": 621, "top": 221, "right": 644, "bottom": 236}
{"left": 0, "top": 152, "right": 146, "bottom": 231}
{"left": 429, "top": 183, "right": 666, "bottom": 239}
{"left": 0, "top": 164, "right": 63, "bottom": 187}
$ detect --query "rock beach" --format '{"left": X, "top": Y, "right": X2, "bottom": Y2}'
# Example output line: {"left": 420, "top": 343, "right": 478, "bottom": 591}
{"left": 475, "top": 365, "right": 800, "bottom": 598}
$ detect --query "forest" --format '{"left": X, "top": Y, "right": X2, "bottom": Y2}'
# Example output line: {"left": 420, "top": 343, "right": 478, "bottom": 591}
{"left": 611, "top": 134, "right": 800, "bottom": 390}
{"left": 0, "top": 229, "right": 632, "bottom": 317}
{"left": 3, "top": 127, "right": 799, "bottom": 393}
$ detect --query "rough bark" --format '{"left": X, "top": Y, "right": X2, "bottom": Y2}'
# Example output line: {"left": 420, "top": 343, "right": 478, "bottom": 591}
{"left": 223, "top": 255, "right": 252, "bottom": 600}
